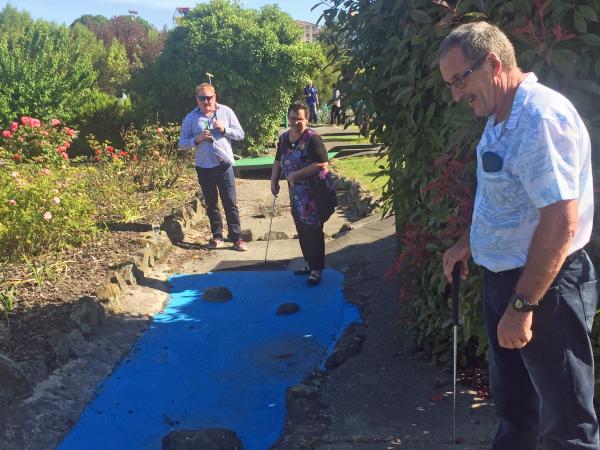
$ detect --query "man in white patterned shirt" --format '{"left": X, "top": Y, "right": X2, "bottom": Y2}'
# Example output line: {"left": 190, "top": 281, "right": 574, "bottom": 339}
{"left": 179, "top": 83, "right": 247, "bottom": 251}
{"left": 440, "top": 22, "right": 597, "bottom": 450}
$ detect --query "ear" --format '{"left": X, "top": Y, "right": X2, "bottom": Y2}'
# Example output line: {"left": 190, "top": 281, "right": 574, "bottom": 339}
{"left": 488, "top": 53, "right": 503, "bottom": 76}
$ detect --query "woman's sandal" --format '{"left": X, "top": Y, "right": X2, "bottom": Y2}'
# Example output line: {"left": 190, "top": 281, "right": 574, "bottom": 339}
{"left": 294, "top": 266, "right": 311, "bottom": 276}
{"left": 306, "top": 271, "right": 321, "bottom": 287}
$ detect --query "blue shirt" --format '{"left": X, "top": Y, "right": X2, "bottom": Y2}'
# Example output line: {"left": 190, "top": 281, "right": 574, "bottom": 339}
{"left": 178, "top": 103, "right": 245, "bottom": 168}
{"left": 304, "top": 86, "right": 318, "bottom": 105}
{"left": 471, "top": 73, "right": 593, "bottom": 272}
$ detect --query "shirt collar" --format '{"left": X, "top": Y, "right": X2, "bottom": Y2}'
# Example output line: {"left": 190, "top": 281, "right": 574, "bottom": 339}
{"left": 489, "top": 72, "right": 538, "bottom": 131}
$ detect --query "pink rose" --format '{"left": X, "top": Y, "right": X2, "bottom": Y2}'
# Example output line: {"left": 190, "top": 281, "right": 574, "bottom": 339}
{"left": 61, "top": 152, "right": 69, "bottom": 160}
{"left": 42, "top": 168, "right": 51, "bottom": 175}
{"left": 10, "top": 122, "right": 18, "bottom": 131}
{"left": 51, "top": 118, "right": 61, "bottom": 126}
{"left": 157, "top": 127, "right": 164, "bottom": 133}
{"left": 2, "top": 130, "right": 11, "bottom": 138}
{"left": 20, "top": 116, "right": 28, "bottom": 125}
{"left": 43, "top": 211, "right": 52, "bottom": 221}
{"left": 8, "top": 199, "right": 16, "bottom": 206}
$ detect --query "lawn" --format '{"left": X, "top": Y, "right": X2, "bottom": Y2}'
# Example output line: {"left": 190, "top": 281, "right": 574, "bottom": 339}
{"left": 330, "top": 155, "right": 388, "bottom": 198}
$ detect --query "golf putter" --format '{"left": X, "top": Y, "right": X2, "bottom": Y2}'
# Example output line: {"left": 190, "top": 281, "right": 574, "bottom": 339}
{"left": 451, "top": 262, "right": 461, "bottom": 444}
{"left": 264, "top": 195, "right": 277, "bottom": 263}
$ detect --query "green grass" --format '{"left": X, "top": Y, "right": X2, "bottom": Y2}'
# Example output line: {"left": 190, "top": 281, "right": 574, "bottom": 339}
{"left": 321, "top": 134, "right": 370, "bottom": 144}
{"left": 330, "top": 155, "right": 388, "bottom": 198}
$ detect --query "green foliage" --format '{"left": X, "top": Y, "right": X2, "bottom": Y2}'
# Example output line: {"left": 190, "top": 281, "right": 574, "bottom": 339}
{"left": 0, "top": 19, "right": 99, "bottom": 126}
{"left": 0, "top": 165, "right": 97, "bottom": 260}
{"left": 0, "top": 116, "right": 77, "bottom": 165}
{"left": 130, "top": 0, "right": 325, "bottom": 155}
{"left": 324, "top": 0, "right": 600, "bottom": 366}
{"left": 0, "top": 286, "right": 15, "bottom": 329}
{"left": 121, "top": 123, "right": 190, "bottom": 191}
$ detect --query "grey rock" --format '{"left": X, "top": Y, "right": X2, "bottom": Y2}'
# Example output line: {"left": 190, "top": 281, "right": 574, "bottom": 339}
{"left": 287, "top": 383, "right": 319, "bottom": 399}
{"left": 276, "top": 303, "right": 300, "bottom": 315}
{"left": 0, "top": 321, "right": 9, "bottom": 341}
{"left": 258, "top": 231, "right": 289, "bottom": 241}
{"left": 203, "top": 287, "right": 233, "bottom": 302}
{"left": 164, "top": 216, "right": 185, "bottom": 244}
{"left": 0, "top": 352, "right": 32, "bottom": 407}
{"left": 162, "top": 428, "right": 243, "bottom": 450}
{"left": 70, "top": 296, "right": 105, "bottom": 337}
{"left": 47, "top": 329, "right": 87, "bottom": 362}
{"left": 324, "top": 322, "right": 366, "bottom": 370}
{"left": 240, "top": 229, "right": 253, "bottom": 242}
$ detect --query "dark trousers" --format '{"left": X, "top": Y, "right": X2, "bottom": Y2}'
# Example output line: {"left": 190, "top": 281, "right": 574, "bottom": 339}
{"left": 308, "top": 103, "right": 318, "bottom": 124}
{"left": 195, "top": 164, "right": 241, "bottom": 241}
{"left": 292, "top": 214, "right": 324, "bottom": 271}
{"left": 483, "top": 250, "right": 599, "bottom": 450}
{"left": 330, "top": 105, "right": 341, "bottom": 125}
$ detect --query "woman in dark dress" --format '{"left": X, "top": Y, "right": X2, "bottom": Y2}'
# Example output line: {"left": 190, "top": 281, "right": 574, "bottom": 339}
{"left": 270, "top": 103, "right": 330, "bottom": 286}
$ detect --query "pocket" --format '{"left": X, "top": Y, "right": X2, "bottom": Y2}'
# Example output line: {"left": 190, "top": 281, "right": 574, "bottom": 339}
{"left": 579, "top": 280, "right": 598, "bottom": 334}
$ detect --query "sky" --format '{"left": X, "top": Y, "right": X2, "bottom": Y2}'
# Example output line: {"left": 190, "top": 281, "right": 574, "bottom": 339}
{"left": 0, "top": 0, "right": 326, "bottom": 30}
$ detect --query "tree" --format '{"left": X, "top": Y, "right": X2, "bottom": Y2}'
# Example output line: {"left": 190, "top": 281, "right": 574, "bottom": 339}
{"left": 130, "top": 0, "right": 325, "bottom": 154}
{"left": 0, "top": 4, "right": 34, "bottom": 38}
{"left": 74, "top": 14, "right": 167, "bottom": 72}
{"left": 0, "top": 21, "right": 98, "bottom": 126}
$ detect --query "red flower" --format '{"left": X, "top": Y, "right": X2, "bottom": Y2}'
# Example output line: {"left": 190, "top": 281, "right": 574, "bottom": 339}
{"left": 2, "top": 130, "right": 11, "bottom": 138}
{"left": 120, "top": 151, "right": 128, "bottom": 157}
{"left": 12, "top": 153, "right": 22, "bottom": 161}
{"left": 51, "top": 118, "right": 61, "bottom": 126}
{"left": 20, "top": 116, "right": 29, "bottom": 125}
{"left": 10, "top": 122, "right": 18, "bottom": 131}
{"left": 107, "top": 146, "right": 114, "bottom": 153}
{"left": 61, "top": 152, "right": 69, "bottom": 160}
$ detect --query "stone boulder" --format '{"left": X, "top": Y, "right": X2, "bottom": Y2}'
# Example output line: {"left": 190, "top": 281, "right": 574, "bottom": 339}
{"left": 162, "top": 428, "right": 243, "bottom": 450}
{"left": 203, "top": 287, "right": 233, "bottom": 302}
{"left": 70, "top": 296, "right": 106, "bottom": 337}
{"left": 0, "top": 352, "right": 32, "bottom": 407}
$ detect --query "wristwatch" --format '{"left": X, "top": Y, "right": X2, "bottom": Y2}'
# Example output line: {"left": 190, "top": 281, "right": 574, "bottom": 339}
{"left": 511, "top": 293, "right": 538, "bottom": 313}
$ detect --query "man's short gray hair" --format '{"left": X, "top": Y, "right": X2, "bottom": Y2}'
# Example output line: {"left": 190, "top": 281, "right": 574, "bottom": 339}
{"left": 439, "top": 22, "right": 517, "bottom": 70}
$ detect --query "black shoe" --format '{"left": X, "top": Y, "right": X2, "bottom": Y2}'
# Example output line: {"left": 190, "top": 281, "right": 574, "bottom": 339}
{"left": 294, "top": 266, "right": 310, "bottom": 276}
{"left": 306, "top": 271, "right": 321, "bottom": 287}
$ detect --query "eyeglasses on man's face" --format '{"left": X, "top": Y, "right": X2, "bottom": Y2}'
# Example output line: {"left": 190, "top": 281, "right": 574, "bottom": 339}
{"left": 445, "top": 55, "right": 487, "bottom": 89}
{"left": 197, "top": 95, "right": 214, "bottom": 102}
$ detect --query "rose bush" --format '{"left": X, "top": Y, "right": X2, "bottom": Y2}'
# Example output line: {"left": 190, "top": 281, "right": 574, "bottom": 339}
{"left": 0, "top": 117, "right": 77, "bottom": 165}
{"left": 0, "top": 165, "right": 97, "bottom": 260}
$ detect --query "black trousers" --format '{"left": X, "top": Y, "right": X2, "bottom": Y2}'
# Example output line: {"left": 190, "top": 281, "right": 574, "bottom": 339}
{"left": 292, "top": 214, "right": 324, "bottom": 271}
{"left": 195, "top": 164, "right": 241, "bottom": 241}
{"left": 483, "top": 249, "right": 599, "bottom": 450}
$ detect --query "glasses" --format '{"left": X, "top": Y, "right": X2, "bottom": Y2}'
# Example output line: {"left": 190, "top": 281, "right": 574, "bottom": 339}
{"left": 197, "top": 95, "right": 214, "bottom": 102}
{"left": 445, "top": 55, "right": 487, "bottom": 89}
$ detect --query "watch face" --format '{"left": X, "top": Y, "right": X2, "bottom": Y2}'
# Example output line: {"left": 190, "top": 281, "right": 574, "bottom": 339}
{"left": 514, "top": 298, "right": 524, "bottom": 309}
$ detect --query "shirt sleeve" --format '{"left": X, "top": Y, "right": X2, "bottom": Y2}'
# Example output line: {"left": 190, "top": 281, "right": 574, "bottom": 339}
{"left": 307, "top": 134, "right": 328, "bottom": 163}
{"left": 275, "top": 134, "right": 285, "bottom": 161}
{"left": 222, "top": 107, "right": 245, "bottom": 141}
{"left": 516, "top": 118, "right": 581, "bottom": 208}
{"left": 178, "top": 113, "right": 195, "bottom": 149}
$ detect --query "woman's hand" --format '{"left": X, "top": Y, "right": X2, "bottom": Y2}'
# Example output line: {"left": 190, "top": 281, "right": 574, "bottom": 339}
{"left": 287, "top": 172, "right": 297, "bottom": 187}
{"left": 271, "top": 181, "right": 280, "bottom": 196}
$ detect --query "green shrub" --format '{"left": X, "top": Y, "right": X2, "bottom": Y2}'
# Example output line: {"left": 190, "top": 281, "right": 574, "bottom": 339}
{"left": 121, "top": 122, "right": 189, "bottom": 191}
{"left": 0, "top": 165, "right": 97, "bottom": 260}
{"left": 325, "top": 0, "right": 600, "bottom": 366}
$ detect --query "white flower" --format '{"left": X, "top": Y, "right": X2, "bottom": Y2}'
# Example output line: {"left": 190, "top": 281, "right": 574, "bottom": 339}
{"left": 43, "top": 211, "right": 52, "bottom": 221}
{"left": 53, "top": 197, "right": 61, "bottom": 204}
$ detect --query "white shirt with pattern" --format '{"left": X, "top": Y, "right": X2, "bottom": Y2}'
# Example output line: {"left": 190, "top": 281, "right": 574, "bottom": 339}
{"left": 471, "top": 73, "right": 594, "bottom": 272}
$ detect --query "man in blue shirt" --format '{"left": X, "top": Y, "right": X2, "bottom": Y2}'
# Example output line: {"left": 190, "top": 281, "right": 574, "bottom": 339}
{"left": 303, "top": 80, "right": 319, "bottom": 124}
{"left": 178, "top": 83, "right": 248, "bottom": 251}
{"left": 440, "top": 22, "right": 597, "bottom": 450}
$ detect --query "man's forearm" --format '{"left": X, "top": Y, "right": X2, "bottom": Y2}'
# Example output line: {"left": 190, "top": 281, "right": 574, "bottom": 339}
{"left": 515, "top": 200, "right": 578, "bottom": 303}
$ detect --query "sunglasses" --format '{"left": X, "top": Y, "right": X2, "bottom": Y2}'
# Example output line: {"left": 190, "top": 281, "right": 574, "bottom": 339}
{"left": 445, "top": 55, "right": 487, "bottom": 89}
{"left": 197, "top": 95, "right": 214, "bottom": 102}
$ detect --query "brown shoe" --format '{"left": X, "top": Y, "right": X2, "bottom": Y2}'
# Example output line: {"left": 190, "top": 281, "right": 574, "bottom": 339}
{"left": 232, "top": 239, "right": 248, "bottom": 251}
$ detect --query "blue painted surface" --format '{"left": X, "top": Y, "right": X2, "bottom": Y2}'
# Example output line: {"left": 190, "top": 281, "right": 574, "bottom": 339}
{"left": 59, "top": 269, "right": 359, "bottom": 450}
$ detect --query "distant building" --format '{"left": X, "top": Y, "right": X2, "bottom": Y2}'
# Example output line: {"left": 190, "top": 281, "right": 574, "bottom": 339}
{"left": 295, "top": 20, "right": 319, "bottom": 43}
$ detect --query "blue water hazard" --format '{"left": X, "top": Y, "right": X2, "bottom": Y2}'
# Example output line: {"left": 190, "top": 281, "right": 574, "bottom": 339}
{"left": 59, "top": 269, "right": 360, "bottom": 450}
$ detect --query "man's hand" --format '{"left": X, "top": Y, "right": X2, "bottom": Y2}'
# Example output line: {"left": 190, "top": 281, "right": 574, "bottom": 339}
{"left": 442, "top": 238, "right": 471, "bottom": 283}
{"left": 195, "top": 130, "right": 213, "bottom": 144}
{"left": 271, "top": 181, "right": 280, "bottom": 196}
{"left": 497, "top": 306, "right": 533, "bottom": 349}
{"left": 214, "top": 119, "right": 225, "bottom": 134}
